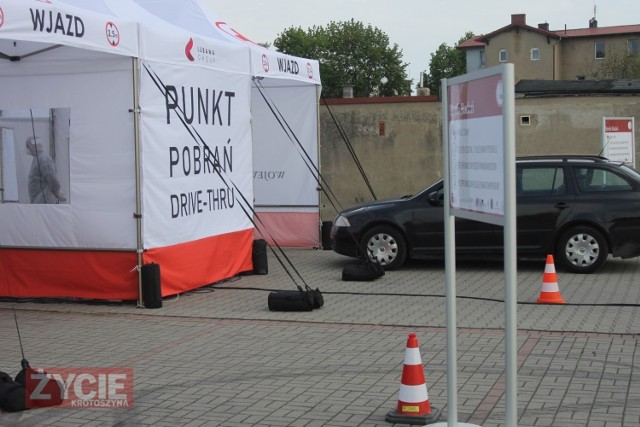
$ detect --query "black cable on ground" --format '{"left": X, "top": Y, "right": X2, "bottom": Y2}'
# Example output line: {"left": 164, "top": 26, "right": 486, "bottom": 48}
{"left": 3, "top": 282, "right": 638, "bottom": 308}
{"left": 197, "top": 284, "right": 640, "bottom": 307}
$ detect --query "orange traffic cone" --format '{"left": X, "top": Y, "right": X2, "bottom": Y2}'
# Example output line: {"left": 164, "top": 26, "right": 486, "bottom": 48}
{"left": 537, "top": 254, "right": 565, "bottom": 304}
{"left": 385, "top": 333, "right": 440, "bottom": 425}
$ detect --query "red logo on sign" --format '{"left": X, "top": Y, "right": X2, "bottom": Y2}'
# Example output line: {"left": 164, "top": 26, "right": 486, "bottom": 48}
{"left": 26, "top": 367, "right": 134, "bottom": 409}
{"left": 105, "top": 22, "right": 120, "bottom": 47}
{"left": 0, "top": 7, "right": 4, "bottom": 29}
{"left": 215, "top": 21, "right": 256, "bottom": 45}
{"left": 262, "top": 54, "right": 270, "bottom": 73}
{"left": 185, "top": 38, "right": 195, "bottom": 61}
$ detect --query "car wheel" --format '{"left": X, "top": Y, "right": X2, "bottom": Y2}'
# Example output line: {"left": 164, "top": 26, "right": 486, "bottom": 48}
{"left": 360, "top": 226, "right": 407, "bottom": 270}
{"left": 556, "top": 226, "right": 608, "bottom": 274}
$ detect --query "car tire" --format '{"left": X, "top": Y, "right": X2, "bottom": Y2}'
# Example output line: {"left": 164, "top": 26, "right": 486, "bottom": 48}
{"left": 360, "top": 226, "right": 407, "bottom": 270}
{"left": 556, "top": 226, "right": 609, "bottom": 274}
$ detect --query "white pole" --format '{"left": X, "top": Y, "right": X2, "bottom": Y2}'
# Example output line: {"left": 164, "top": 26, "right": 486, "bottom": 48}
{"left": 502, "top": 63, "right": 518, "bottom": 426}
{"left": 132, "top": 57, "right": 144, "bottom": 308}
{"left": 441, "top": 78, "right": 458, "bottom": 425}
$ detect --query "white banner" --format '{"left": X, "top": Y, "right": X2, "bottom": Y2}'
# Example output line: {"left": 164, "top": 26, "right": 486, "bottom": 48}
{"left": 0, "top": 0, "right": 139, "bottom": 57}
{"left": 139, "top": 60, "right": 253, "bottom": 248}
{"left": 250, "top": 50, "right": 320, "bottom": 84}
{"left": 252, "top": 82, "right": 319, "bottom": 208}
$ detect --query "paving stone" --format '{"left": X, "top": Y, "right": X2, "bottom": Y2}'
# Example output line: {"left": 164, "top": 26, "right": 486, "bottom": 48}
{"left": 0, "top": 250, "right": 638, "bottom": 426}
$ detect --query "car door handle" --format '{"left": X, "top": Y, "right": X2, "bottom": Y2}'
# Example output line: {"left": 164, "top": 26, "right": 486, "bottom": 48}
{"left": 554, "top": 202, "right": 570, "bottom": 209}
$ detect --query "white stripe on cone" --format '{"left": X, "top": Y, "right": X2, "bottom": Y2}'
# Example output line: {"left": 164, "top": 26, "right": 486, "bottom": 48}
{"left": 541, "top": 281, "right": 560, "bottom": 292}
{"left": 399, "top": 383, "right": 429, "bottom": 402}
{"left": 404, "top": 347, "right": 422, "bottom": 365}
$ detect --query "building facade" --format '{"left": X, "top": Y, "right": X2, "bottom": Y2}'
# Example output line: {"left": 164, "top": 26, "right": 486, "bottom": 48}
{"left": 459, "top": 14, "right": 640, "bottom": 81}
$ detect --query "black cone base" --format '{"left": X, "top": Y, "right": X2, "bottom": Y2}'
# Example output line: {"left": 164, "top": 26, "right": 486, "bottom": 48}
{"left": 385, "top": 407, "right": 441, "bottom": 425}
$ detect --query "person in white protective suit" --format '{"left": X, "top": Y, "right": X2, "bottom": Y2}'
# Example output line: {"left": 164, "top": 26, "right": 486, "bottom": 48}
{"left": 26, "top": 137, "right": 64, "bottom": 204}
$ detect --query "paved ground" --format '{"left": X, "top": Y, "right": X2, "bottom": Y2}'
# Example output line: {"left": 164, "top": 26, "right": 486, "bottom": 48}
{"left": 0, "top": 249, "right": 638, "bottom": 426}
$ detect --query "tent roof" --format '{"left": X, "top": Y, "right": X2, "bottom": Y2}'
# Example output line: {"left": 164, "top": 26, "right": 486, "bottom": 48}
{"left": 0, "top": 0, "right": 320, "bottom": 84}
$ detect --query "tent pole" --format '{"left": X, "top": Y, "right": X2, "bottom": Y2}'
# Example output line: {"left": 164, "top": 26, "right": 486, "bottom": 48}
{"left": 315, "top": 84, "right": 323, "bottom": 248}
{"left": 132, "top": 57, "right": 144, "bottom": 308}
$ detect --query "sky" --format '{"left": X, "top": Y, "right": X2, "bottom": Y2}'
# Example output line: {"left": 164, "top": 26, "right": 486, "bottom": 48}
{"left": 203, "top": 0, "right": 640, "bottom": 92}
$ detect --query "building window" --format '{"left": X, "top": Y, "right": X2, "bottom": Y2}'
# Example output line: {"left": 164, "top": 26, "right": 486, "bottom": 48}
{"left": 595, "top": 41, "right": 605, "bottom": 59}
{"left": 480, "top": 49, "right": 486, "bottom": 67}
{"left": 530, "top": 48, "right": 540, "bottom": 61}
{"left": 499, "top": 49, "right": 508, "bottom": 62}
{"left": 628, "top": 39, "right": 639, "bottom": 55}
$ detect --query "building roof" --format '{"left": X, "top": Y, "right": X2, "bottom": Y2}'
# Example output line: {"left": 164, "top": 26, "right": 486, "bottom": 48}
{"left": 458, "top": 36, "right": 485, "bottom": 49}
{"left": 515, "top": 80, "right": 640, "bottom": 97}
{"left": 457, "top": 14, "right": 640, "bottom": 49}
{"left": 477, "top": 14, "right": 559, "bottom": 43}
{"left": 551, "top": 24, "right": 640, "bottom": 38}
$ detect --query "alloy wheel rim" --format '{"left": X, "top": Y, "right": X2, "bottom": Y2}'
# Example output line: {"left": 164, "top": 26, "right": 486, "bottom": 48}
{"left": 367, "top": 233, "right": 398, "bottom": 265}
{"left": 565, "top": 233, "right": 599, "bottom": 267}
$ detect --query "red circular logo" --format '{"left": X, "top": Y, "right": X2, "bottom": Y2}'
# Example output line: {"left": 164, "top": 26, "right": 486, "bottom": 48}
{"left": 261, "top": 54, "right": 270, "bottom": 73}
{"left": 0, "top": 7, "right": 5, "bottom": 29}
{"left": 306, "top": 62, "right": 314, "bottom": 79}
{"left": 106, "top": 22, "right": 120, "bottom": 47}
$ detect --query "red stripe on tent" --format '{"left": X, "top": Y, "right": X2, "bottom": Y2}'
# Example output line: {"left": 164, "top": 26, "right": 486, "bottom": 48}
{"left": 1, "top": 229, "right": 253, "bottom": 300}
{"left": 254, "top": 212, "right": 319, "bottom": 247}
{"left": 144, "top": 228, "right": 254, "bottom": 296}
{"left": 0, "top": 248, "right": 138, "bottom": 300}
{"left": 401, "top": 364, "right": 426, "bottom": 386}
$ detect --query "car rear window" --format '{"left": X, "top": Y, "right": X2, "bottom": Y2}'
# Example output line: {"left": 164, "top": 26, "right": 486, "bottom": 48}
{"left": 573, "top": 166, "right": 633, "bottom": 192}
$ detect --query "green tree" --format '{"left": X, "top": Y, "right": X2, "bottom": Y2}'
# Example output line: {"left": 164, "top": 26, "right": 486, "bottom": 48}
{"left": 274, "top": 19, "right": 411, "bottom": 98}
{"left": 589, "top": 48, "right": 640, "bottom": 79}
{"left": 423, "top": 31, "right": 474, "bottom": 97}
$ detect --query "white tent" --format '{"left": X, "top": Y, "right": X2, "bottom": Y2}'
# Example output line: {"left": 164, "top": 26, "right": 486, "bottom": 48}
{"left": 0, "top": 0, "right": 321, "bottom": 301}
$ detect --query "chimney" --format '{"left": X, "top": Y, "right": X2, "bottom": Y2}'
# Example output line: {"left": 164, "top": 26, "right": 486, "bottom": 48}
{"left": 538, "top": 22, "right": 549, "bottom": 31}
{"left": 342, "top": 84, "right": 354, "bottom": 99}
{"left": 511, "top": 14, "right": 526, "bottom": 26}
{"left": 589, "top": 17, "right": 598, "bottom": 28}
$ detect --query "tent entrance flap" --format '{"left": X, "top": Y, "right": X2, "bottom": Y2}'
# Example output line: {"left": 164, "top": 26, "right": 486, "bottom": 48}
{"left": 251, "top": 78, "right": 321, "bottom": 247}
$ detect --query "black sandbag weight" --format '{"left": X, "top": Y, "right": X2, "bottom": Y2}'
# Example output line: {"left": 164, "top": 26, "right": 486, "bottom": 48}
{"left": 268, "top": 289, "right": 314, "bottom": 311}
{"left": 252, "top": 239, "right": 268, "bottom": 275}
{"left": 141, "top": 263, "right": 162, "bottom": 309}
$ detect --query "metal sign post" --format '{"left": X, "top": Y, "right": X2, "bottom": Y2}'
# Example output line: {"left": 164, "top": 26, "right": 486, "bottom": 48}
{"left": 440, "top": 63, "right": 517, "bottom": 426}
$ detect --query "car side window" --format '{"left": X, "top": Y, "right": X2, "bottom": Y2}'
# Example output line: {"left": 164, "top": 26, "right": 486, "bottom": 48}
{"left": 573, "top": 167, "right": 633, "bottom": 192}
{"left": 518, "top": 167, "right": 565, "bottom": 197}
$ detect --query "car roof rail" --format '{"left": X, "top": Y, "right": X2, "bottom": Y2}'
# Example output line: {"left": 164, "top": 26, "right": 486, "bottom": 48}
{"left": 516, "top": 155, "right": 610, "bottom": 163}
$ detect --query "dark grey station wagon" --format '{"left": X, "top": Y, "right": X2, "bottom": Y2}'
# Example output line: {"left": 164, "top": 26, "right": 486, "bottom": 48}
{"left": 330, "top": 156, "right": 640, "bottom": 273}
